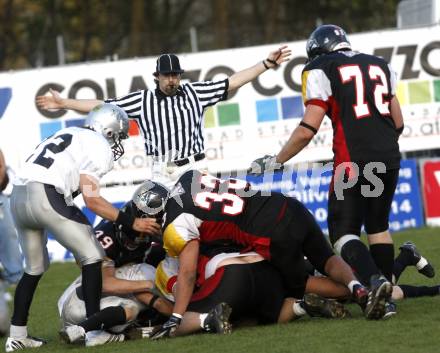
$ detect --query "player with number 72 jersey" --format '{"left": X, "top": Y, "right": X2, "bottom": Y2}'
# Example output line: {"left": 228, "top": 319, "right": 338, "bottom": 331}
{"left": 302, "top": 50, "right": 401, "bottom": 170}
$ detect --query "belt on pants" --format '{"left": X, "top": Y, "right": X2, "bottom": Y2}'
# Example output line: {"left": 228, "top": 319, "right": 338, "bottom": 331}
{"left": 167, "top": 153, "right": 205, "bottom": 167}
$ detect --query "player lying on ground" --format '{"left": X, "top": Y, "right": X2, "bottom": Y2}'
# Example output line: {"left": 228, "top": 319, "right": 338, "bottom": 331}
{"left": 58, "top": 181, "right": 239, "bottom": 346}
{"left": 150, "top": 169, "right": 394, "bottom": 340}
{"left": 150, "top": 248, "right": 356, "bottom": 340}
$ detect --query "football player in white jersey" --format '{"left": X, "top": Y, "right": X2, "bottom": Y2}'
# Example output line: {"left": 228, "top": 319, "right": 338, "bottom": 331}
{"left": 5, "top": 104, "right": 161, "bottom": 352}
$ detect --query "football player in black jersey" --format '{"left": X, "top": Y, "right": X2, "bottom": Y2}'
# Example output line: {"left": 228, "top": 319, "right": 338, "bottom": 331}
{"left": 150, "top": 168, "right": 389, "bottom": 340}
{"left": 251, "top": 24, "right": 404, "bottom": 317}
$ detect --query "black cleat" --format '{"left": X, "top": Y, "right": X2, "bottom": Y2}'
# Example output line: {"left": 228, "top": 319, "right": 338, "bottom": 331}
{"left": 365, "top": 276, "right": 392, "bottom": 320}
{"left": 399, "top": 241, "right": 435, "bottom": 278}
{"left": 301, "top": 293, "right": 350, "bottom": 319}
{"left": 203, "top": 302, "right": 232, "bottom": 334}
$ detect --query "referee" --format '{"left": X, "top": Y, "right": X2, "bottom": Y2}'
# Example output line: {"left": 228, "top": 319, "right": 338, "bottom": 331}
{"left": 36, "top": 46, "right": 291, "bottom": 187}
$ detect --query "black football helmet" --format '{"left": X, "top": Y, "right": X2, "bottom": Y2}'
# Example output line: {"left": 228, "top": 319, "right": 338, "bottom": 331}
{"left": 115, "top": 180, "right": 169, "bottom": 247}
{"left": 306, "top": 24, "right": 351, "bottom": 62}
{"left": 131, "top": 180, "right": 169, "bottom": 222}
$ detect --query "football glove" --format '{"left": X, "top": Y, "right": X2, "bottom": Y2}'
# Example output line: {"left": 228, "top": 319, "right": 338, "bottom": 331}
{"left": 149, "top": 313, "right": 182, "bottom": 340}
{"left": 248, "top": 155, "right": 283, "bottom": 175}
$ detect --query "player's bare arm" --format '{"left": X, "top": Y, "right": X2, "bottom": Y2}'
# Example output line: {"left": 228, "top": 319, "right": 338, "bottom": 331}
{"left": 36, "top": 88, "right": 102, "bottom": 113}
{"left": 101, "top": 265, "right": 154, "bottom": 295}
{"left": 80, "top": 174, "right": 160, "bottom": 234}
{"left": 135, "top": 292, "right": 173, "bottom": 316}
{"left": 276, "top": 104, "right": 326, "bottom": 163}
{"left": 0, "top": 149, "right": 8, "bottom": 191}
{"left": 173, "top": 240, "right": 200, "bottom": 316}
{"left": 228, "top": 45, "right": 291, "bottom": 92}
{"left": 390, "top": 96, "right": 404, "bottom": 133}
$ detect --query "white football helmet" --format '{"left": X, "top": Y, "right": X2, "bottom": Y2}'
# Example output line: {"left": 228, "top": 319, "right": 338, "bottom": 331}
{"left": 85, "top": 103, "right": 129, "bottom": 160}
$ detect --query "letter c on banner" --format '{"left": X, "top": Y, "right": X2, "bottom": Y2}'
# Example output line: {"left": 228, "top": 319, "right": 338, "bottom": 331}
{"left": 284, "top": 56, "right": 308, "bottom": 93}
{"left": 421, "top": 41, "right": 440, "bottom": 77}
{"left": 35, "top": 83, "right": 66, "bottom": 119}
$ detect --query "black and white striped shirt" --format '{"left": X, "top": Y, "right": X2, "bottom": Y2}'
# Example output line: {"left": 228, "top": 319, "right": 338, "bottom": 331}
{"left": 105, "top": 79, "right": 229, "bottom": 161}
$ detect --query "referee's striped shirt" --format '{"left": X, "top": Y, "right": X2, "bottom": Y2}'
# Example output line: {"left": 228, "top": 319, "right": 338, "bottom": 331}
{"left": 105, "top": 79, "right": 229, "bottom": 161}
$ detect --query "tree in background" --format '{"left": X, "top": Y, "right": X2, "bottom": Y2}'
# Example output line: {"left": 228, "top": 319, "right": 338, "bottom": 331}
{"left": 0, "top": 0, "right": 399, "bottom": 71}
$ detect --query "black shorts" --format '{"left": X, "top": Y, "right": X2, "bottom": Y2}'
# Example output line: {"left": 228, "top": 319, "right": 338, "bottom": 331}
{"left": 188, "top": 261, "right": 286, "bottom": 324}
{"left": 328, "top": 167, "right": 399, "bottom": 243}
{"left": 270, "top": 198, "right": 334, "bottom": 299}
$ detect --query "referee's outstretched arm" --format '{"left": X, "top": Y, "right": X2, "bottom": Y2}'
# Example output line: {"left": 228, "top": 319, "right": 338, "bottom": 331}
{"left": 36, "top": 88, "right": 103, "bottom": 113}
{"left": 36, "top": 46, "right": 292, "bottom": 112}
{"left": 228, "top": 45, "right": 291, "bottom": 91}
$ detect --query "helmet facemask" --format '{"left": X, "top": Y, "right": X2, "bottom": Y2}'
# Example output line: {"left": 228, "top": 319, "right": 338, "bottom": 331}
{"left": 109, "top": 131, "right": 128, "bottom": 161}
{"left": 132, "top": 180, "right": 170, "bottom": 227}
{"left": 84, "top": 103, "right": 130, "bottom": 161}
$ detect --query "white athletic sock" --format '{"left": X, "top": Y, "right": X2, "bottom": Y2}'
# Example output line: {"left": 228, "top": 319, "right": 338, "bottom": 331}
{"left": 416, "top": 257, "right": 428, "bottom": 271}
{"left": 199, "top": 313, "right": 208, "bottom": 328}
{"left": 10, "top": 325, "right": 27, "bottom": 339}
{"left": 347, "top": 280, "right": 362, "bottom": 293}
{"left": 293, "top": 301, "right": 307, "bottom": 317}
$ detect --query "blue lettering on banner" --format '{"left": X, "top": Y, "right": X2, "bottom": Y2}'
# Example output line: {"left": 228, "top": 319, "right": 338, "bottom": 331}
{"left": 389, "top": 159, "right": 424, "bottom": 232}
{"left": 246, "top": 159, "right": 424, "bottom": 234}
{"left": 0, "top": 87, "right": 12, "bottom": 118}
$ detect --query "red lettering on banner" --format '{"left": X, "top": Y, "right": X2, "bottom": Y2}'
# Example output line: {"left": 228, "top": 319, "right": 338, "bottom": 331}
{"left": 422, "top": 161, "right": 440, "bottom": 219}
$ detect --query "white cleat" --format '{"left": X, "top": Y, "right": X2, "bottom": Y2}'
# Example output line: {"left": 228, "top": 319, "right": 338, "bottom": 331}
{"left": 5, "top": 336, "right": 47, "bottom": 352}
{"left": 59, "top": 325, "right": 86, "bottom": 344}
{"left": 85, "top": 330, "right": 125, "bottom": 347}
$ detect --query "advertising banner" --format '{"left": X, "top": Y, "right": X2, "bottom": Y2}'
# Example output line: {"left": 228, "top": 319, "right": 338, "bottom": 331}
{"left": 0, "top": 25, "right": 439, "bottom": 183}
{"left": 46, "top": 159, "right": 424, "bottom": 262}
{"left": 421, "top": 159, "right": 440, "bottom": 226}
{"left": 246, "top": 159, "right": 424, "bottom": 234}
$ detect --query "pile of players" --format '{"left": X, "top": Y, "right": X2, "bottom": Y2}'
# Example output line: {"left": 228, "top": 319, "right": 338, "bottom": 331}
{"left": 57, "top": 172, "right": 437, "bottom": 346}
{"left": 4, "top": 23, "right": 439, "bottom": 351}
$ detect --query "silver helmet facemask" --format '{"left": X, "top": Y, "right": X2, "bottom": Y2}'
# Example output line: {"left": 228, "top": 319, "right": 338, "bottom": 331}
{"left": 84, "top": 103, "right": 130, "bottom": 161}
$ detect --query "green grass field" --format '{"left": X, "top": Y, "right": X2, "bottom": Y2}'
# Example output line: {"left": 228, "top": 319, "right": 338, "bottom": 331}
{"left": 2, "top": 227, "right": 440, "bottom": 353}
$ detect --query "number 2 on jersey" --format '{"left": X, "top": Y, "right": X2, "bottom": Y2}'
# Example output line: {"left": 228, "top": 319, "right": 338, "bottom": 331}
{"left": 27, "top": 133, "right": 73, "bottom": 169}
{"left": 338, "top": 64, "right": 390, "bottom": 119}
{"left": 194, "top": 174, "right": 247, "bottom": 216}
